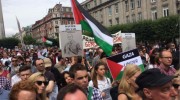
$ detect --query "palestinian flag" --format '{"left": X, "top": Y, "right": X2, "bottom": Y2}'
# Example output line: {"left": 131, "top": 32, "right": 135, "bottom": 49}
{"left": 71, "top": 0, "right": 113, "bottom": 56}
{"left": 42, "top": 37, "right": 53, "bottom": 45}
{"left": 106, "top": 49, "right": 145, "bottom": 80}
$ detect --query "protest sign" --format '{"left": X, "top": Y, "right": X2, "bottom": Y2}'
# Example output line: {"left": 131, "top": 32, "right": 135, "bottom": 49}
{"left": 106, "top": 49, "right": 144, "bottom": 80}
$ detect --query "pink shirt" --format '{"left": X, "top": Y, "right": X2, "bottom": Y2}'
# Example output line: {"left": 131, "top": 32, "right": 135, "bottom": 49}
{"left": 158, "top": 65, "right": 176, "bottom": 76}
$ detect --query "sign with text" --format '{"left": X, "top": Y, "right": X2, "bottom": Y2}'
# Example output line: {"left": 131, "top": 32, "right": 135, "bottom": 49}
{"left": 122, "top": 33, "right": 136, "bottom": 52}
{"left": 106, "top": 49, "right": 144, "bottom": 80}
{"left": 59, "top": 24, "right": 83, "bottom": 57}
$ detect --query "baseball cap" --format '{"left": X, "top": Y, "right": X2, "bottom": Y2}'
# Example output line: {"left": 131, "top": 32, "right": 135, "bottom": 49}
{"left": 135, "top": 68, "right": 174, "bottom": 91}
{"left": 43, "top": 58, "right": 52, "bottom": 68}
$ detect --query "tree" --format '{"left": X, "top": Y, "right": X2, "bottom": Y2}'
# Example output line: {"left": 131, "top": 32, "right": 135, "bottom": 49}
{"left": 23, "top": 35, "right": 36, "bottom": 45}
{"left": 0, "top": 38, "right": 20, "bottom": 49}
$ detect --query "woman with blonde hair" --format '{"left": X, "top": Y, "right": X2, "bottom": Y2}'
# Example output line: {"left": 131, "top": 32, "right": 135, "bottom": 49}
{"left": 118, "top": 64, "right": 142, "bottom": 100}
{"left": 29, "top": 72, "right": 49, "bottom": 100}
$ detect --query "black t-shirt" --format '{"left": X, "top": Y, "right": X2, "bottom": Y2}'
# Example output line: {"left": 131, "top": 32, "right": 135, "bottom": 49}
{"left": 44, "top": 71, "right": 55, "bottom": 82}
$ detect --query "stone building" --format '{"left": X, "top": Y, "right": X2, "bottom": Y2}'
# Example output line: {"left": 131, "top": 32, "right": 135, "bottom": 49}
{"left": 32, "top": 4, "right": 74, "bottom": 41}
{"left": 81, "top": 0, "right": 179, "bottom": 27}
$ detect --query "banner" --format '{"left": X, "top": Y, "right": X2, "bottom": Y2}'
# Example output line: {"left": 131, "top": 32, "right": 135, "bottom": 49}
{"left": 106, "top": 49, "right": 144, "bottom": 80}
{"left": 82, "top": 31, "right": 122, "bottom": 49}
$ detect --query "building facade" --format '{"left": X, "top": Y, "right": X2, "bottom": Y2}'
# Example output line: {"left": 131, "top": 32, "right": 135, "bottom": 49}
{"left": 81, "top": 0, "right": 179, "bottom": 27}
{"left": 32, "top": 4, "right": 74, "bottom": 41}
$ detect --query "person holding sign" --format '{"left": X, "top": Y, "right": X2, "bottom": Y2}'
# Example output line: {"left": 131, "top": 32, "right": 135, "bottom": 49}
{"left": 64, "top": 33, "right": 82, "bottom": 55}
{"left": 118, "top": 64, "right": 142, "bottom": 100}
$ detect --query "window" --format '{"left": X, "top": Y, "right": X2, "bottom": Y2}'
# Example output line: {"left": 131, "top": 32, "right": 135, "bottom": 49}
{"left": 151, "top": 0, "right": 156, "bottom": 3}
{"left": 137, "top": 0, "right": 141, "bottom": 8}
{"left": 55, "top": 21, "right": 58, "bottom": 24}
{"left": 130, "top": 0, "right": 135, "bottom": 9}
{"left": 138, "top": 12, "right": 142, "bottom": 20}
{"left": 126, "top": 15, "right": 130, "bottom": 23}
{"left": 125, "top": 1, "right": 129, "bottom": 11}
{"left": 116, "top": 18, "right": 119, "bottom": 24}
{"left": 151, "top": 10, "right": 157, "bottom": 20}
{"left": 94, "top": 0, "right": 97, "bottom": 6}
{"left": 109, "top": 19, "right": 112, "bottom": 26}
{"left": 115, "top": 4, "right": 119, "bottom": 14}
{"left": 132, "top": 14, "right": 136, "bottom": 22}
{"left": 108, "top": 6, "right": 112, "bottom": 16}
{"left": 163, "top": 7, "right": 169, "bottom": 17}
{"left": 99, "top": 0, "right": 102, "bottom": 4}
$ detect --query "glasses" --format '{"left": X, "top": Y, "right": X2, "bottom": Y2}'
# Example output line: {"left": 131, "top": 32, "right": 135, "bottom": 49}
{"left": 35, "top": 81, "right": 48, "bottom": 86}
{"left": 173, "top": 84, "right": 180, "bottom": 89}
{"left": 161, "top": 57, "right": 172, "bottom": 59}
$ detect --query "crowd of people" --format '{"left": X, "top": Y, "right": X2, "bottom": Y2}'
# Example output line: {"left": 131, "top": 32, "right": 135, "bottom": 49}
{"left": 0, "top": 42, "right": 179, "bottom": 100}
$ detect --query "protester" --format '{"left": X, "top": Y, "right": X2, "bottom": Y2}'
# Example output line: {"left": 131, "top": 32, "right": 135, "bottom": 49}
{"left": 19, "top": 65, "right": 32, "bottom": 81}
{"left": 9, "top": 80, "right": 36, "bottom": 100}
{"left": 135, "top": 68, "right": 177, "bottom": 100}
{"left": 69, "top": 63, "right": 103, "bottom": 100}
{"left": 29, "top": 72, "right": 48, "bottom": 100}
{"left": 57, "top": 83, "right": 87, "bottom": 100}
{"left": 158, "top": 50, "right": 176, "bottom": 75}
{"left": 34, "top": 58, "right": 55, "bottom": 94}
{"left": 89, "top": 62, "right": 112, "bottom": 100}
{"left": 0, "top": 61, "right": 10, "bottom": 79}
{"left": 118, "top": 64, "right": 142, "bottom": 100}
{"left": 62, "top": 71, "right": 73, "bottom": 85}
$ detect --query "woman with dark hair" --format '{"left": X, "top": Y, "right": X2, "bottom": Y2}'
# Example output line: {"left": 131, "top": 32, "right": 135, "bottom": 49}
{"left": 89, "top": 62, "right": 112, "bottom": 100}
{"left": 62, "top": 71, "right": 73, "bottom": 86}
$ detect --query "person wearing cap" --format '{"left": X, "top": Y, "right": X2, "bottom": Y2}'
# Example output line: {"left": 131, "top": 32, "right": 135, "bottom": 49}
{"left": 135, "top": 68, "right": 177, "bottom": 100}
{"left": 44, "top": 58, "right": 64, "bottom": 89}
{"left": 158, "top": 50, "right": 176, "bottom": 76}
{"left": 34, "top": 58, "right": 55, "bottom": 95}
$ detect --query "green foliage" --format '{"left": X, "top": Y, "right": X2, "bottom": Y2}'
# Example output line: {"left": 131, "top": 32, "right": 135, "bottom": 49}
{"left": 23, "top": 35, "right": 36, "bottom": 45}
{"left": 0, "top": 38, "right": 20, "bottom": 49}
{"left": 108, "top": 15, "right": 179, "bottom": 43}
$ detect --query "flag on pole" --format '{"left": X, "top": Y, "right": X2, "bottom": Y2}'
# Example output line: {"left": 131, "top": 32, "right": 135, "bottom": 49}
{"left": 42, "top": 37, "right": 53, "bottom": 45}
{"left": 71, "top": 0, "right": 113, "bottom": 56}
{"left": 106, "top": 49, "right": 145, "bottom": 80}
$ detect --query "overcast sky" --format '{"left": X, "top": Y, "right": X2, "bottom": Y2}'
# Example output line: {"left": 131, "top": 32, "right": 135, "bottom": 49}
{"left": 1, "top": 0, "right": 85, "bottom": 37}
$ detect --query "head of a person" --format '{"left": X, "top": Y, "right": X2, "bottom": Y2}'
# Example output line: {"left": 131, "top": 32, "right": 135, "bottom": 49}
{"left": 159, "top": 50, "right": 172, "bottom": 67}
{"left": 19, "top": 65, "right": 32, "bottom": 81}
{"left": 25, "top": 57, "right": 32, "bottom": 66}
{"left": 166, "top": 42, "right": 176, "bottom": 52}
{"left": 3, "top": 52, "right": 8, "bottom": 58}
{"left": 69, "top": 63, "right": 88, "bottom": 89}
{"left": 135, "top": 68, "right": 177, "bottom": 100}
{"left": 118, "top": 64, "right": 141, "bottom": 98}
{"left": 172, "top": 70, "right": 180, "bottom": 95}
{"left": 67, "top": 33, "right": 73, "bottom": 41}
{"left": 62, "top": 71, "right": 73, "bottom": 85}
{"left": 9, "top": 80, "right": 36, "bottom": 100}
{"left": 92, "top": 62, "right": 106, "bottom": 88}
{"left": 71, "top": 56, "right": 78, "bottom": 65}
{"left": 57, "top": 83, "right": 87, "bottom": 100}
{"left": 35, "top": 59, "right": 45, "bottom": 72}
{"left": 100, "top": 52, "right": 108, "bottom": 64}
{"left": 29, "top": 72, "right": 48, "bottom": 94}
{"left": 11, "top": 56, "right": 18, "bottom": 66}
{"left": 43, "top": 58, "right": 52, "bottom": 71}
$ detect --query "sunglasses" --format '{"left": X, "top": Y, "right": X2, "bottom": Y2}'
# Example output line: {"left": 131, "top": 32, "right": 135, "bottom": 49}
{"left": 36, "top": 81, "right": 48, "bottom": 86}
{"left": 12, "top": 60, "right": 17, "bottom": 62}
{"left": 26, "top": 61, "right": 31, "bottom": 62}
{"left": 173, "top": 84, "right": 180, "bottom": 89}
